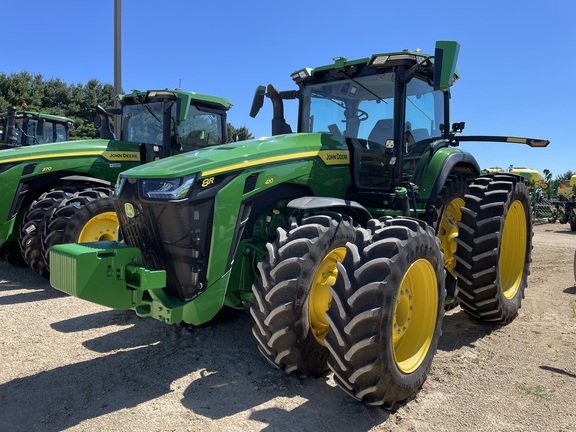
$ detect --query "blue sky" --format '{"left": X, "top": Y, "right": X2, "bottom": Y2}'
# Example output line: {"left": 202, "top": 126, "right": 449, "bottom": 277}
{"left": 4, "top": 0, "right": 575, "bottom": 177}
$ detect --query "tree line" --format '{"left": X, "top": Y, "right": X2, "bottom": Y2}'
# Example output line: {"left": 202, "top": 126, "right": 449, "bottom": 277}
{"left": 0, "top": 71, "right": 253, "bottom": 141}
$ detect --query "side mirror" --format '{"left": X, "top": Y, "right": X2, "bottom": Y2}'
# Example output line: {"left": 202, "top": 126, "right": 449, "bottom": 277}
{"left": 433, "top": 41, "right": 460, "bottom": 91}
{"left": 94, "top": 104, "right": 116, "bottom": 140}
{"left": 249, "top": 85, "right": 266, "bottom": 118}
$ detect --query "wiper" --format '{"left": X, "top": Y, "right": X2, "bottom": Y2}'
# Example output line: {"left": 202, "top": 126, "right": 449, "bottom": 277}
{"left": 312, "top": 94, "right": 346, "bottom": 110}
{"left": 339, "top": 71, "right": 388, "bottom": 104}
{"left": 143, "top": 103, "right": 162, "bottom": 123}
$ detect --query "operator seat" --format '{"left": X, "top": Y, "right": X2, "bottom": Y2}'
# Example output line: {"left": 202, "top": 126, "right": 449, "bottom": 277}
{"left": 367, "top": 119, "right": 393, "bottom": 149}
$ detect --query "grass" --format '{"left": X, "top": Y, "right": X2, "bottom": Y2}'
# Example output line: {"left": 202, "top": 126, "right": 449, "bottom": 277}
{"left": 516, "top": 383, "right": 555, "bottom": 402}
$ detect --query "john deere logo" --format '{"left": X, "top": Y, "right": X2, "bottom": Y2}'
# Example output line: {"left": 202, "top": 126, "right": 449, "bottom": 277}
{"left": 124, "top": 203, "right": 135, "bottom": 218}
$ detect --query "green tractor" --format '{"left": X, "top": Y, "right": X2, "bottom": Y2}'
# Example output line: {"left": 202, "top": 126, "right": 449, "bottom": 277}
{"left": 0, "top": 89, "right": 232, "bottom": 276}
{"left": 1, "top": 105, "right": 75, "bottom": 149}
{"left": 50, "top": 41, "right": 548, "bottom": 408}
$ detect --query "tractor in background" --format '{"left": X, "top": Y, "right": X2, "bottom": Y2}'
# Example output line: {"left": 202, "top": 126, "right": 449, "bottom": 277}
{"left": 50, "top": 41, "right": 548, "bottom": 408}
{"left": 1, "top": 105, "right": 75, "bottom": 149}
{"left": 0, "top": 89, "right": 232, "bottom": 276}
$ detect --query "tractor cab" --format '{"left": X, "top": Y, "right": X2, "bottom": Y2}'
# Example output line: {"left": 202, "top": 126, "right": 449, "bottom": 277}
{"left": 251, "top": 42, "right": 461, "bottom": 217}
{"left": 100, "top": 89, "right": 232, "bottom": 163}
{"left": 0, "top": 106, "right": 75, "bottom": 148}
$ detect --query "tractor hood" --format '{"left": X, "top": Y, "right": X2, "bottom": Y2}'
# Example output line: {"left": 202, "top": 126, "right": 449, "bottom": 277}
{"left": 0, "top": 139, "right": 134, "bottom": 164}
{"left": 117, "top": 133, "right": 349, "bottom": 180}
{"left": 0, "top": 139, "right": 142, "bottom": 166}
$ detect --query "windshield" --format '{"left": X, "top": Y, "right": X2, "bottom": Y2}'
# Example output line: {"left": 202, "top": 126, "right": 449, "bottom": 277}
{"left": 122, "top": 101, "right": 164, "bottom": 146}
{"left": 300, "top": 71, "right": 395, "bottom": 141}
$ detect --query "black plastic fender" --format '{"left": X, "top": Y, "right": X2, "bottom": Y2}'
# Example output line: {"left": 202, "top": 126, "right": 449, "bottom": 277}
{"left": 287, "top": 196, "right": 373, "bottom": 226}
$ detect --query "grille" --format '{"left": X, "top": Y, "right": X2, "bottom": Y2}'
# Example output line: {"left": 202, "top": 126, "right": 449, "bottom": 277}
{"left": 115, "top": 181, "right": 214, "bottom": 301}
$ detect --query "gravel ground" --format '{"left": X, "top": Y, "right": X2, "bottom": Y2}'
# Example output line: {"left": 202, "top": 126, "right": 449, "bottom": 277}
{"left": 1, "top": 222, "right": 575, "bottom": 432}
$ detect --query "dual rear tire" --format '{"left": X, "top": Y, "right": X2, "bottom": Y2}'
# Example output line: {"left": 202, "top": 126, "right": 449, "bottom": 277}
{"left": 251, "top": 214, "right": 445, "bottom": 408}
{"left": 19, "top": 186, "right": 118, "bottom": 278}
{"left": 251, "top": 173, "right": 533, "bottom": 407}
{"left": 454, "top": 173, "right": 533, "bottom": 323}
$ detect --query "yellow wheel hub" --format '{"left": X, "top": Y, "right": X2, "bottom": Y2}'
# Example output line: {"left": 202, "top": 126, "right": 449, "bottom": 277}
{"left": 78, "top": 211, "right": 118, "bottom": 242}
{"left": 438, "top": 197, "right": 464, "bottom": 278}
{"left": 499, "top": 200, "right": 527, "bottom": 300}
{"left": 309, "top": 247, "right": 346, "bottom": 346}
{"left": 393, "top": 258, "right": 438, "bottom": 374}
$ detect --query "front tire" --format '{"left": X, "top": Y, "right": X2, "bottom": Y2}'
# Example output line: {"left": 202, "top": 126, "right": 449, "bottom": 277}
{"left": 454, "top": 174, "right": 532, "bottom": 323}
{"left": 43, "top": 187, "right": 118, "bottom": 271}
{"left": 325, "top": 217, "right": 445, "bottom": 408}
{"left": 250, "top": 212, "right": 364, "bottom": 377}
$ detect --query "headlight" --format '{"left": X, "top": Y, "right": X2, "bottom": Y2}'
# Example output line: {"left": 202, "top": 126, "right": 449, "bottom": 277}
{"left": 140, "top": 174, "right": 196, "bottom": 200}
{"left": 114, "top": 176, "right": 126, "bottom": 197}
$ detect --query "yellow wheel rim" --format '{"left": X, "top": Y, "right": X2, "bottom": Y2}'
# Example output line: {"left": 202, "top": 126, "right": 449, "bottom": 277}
{"left": 499, "top": 201, "right": 527, "bottom": 300}
{"left": 438, "top": 197, "right": 464, "bottom": 278}
{"left": 309, "top": 247, "right": 346, "bottom": 346}
{"left": 393, "top": 258, "right": 438, "bottom": 374}
{"left": 78, "top": 211, "right": 118, "bottom": 242}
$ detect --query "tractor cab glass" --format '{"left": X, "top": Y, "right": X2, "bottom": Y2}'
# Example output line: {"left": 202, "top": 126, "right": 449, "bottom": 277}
{"left": 121, "top": 99, "right": 226, "bottom": 154}
{"left": 300, "top": 69, "right": 444, "bottom": 189}
{"left": 174, "top": 104, "right": 225, "bottom": 152}
{"left": 41, "top": 122, "right": 69, "bottom": 143}
{"left": 300, "top": 71, "right": 395, "bottom": 142}
{"left": 403, "top": 77, "right": 445, "bottom": 177}
{"left": 0, "top": 115, "right": 71, "bottom": 145}
{"left": 122, "top": 101, "right": 165, "bottom": 146}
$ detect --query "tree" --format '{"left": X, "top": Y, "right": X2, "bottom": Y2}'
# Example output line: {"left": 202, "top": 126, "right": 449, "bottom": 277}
{"left": 0, "top": 72, "right": 115, "bottom": 139}
{"left": 227, "top": 124, "right": 254, "bottom": 142}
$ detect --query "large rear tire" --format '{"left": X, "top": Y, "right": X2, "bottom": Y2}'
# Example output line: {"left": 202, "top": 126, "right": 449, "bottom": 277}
{"left": 325, "top": 217, "right": 445, "bottom": 408}
{"left": 250, "top": 212, "right": 365, "bottom": 377}
{"left": 20, "top": 186, "right": 86, "bottom": 278}
{"left": 43, "top": 187, "right": 118, "bottom": 271}
{"left": 454, "top": 173, "right": 532, "bottom": 323}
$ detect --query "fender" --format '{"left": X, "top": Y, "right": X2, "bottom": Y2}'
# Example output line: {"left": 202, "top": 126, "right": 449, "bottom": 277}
{"left": 287, "top": 196, "right": 373, "bottom": 226}
{"left": 60, "top": 175, "right": 113, "bottom": 186}
{"left": 414, "top": 149, "right": 480, "bottom": 225}
{"left": 9, "top": 172, "right": 116, "bottom": 220}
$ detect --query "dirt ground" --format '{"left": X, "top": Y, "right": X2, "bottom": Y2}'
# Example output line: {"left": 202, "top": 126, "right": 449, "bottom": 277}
{"left": 1, "top": 222, "right": 575, "bottom": 432}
